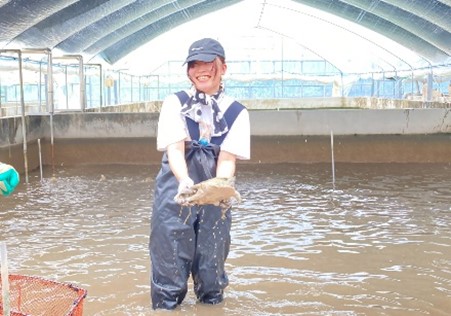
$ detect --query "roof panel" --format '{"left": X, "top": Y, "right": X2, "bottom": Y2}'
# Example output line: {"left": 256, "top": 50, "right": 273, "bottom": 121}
{"left": 349, "top": 0, "right": 450, "bottom": 54}
{"left": 99, "top": 0, "right": 242, "bottom": 64}
{"left": 0, "top": 0, "right": 449, "bottom": 72}
{"left": 0, "top": 0, "right": 78, "bottom": 44}
{"left": 82, "top": 0, "right": 206, "bottom": 57}
{"left": 292, "top": 0, "right": 450, "bottom": 62}
{"left": 11, "top": 0, "right": 134, "bottom": 48}
{"left": 56, "top": 0, "right": 172, "bottom": 53}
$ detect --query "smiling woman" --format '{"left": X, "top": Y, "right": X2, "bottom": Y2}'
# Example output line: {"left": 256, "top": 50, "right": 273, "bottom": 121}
{"left": 149, "top": 37, "right": 251, "bottom": 310}
{"left": 185, "top": 38, "right": 227, "bottom": 96}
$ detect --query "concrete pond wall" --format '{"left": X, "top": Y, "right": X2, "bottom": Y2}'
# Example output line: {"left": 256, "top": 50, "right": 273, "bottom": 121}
{"left": 1, "top": 97, "right": 450, "bottom": 174}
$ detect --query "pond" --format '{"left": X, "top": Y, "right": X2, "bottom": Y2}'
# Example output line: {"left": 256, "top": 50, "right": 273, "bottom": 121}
{"left": 1, "top": 163, "right": 450, "bottom": 315}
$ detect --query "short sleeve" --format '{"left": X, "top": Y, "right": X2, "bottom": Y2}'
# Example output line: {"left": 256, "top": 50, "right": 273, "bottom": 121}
{"left": 156, "top": 94, "right": 189, "bottom": 151}
{"left": 220, "top": 108, "right": 251, "bottom": 160}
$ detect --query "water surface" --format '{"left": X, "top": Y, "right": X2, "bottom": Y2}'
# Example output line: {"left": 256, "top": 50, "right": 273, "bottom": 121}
{"left": 1, "top": 163, "right": 450, "bottom": 315}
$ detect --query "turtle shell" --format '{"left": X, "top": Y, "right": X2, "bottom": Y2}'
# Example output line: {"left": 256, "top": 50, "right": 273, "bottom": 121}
{"left": 185, "top": 177, "right": 241, "bottom": 206}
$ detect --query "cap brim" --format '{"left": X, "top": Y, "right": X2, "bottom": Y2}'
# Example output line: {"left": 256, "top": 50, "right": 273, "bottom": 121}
{"left": 183, "top": 53, "right": 217, "bottom": 65}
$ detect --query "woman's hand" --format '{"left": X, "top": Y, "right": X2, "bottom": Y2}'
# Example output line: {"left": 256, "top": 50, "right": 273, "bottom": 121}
{"left": 174, "top": 177, "right": 195, "bottom": 205}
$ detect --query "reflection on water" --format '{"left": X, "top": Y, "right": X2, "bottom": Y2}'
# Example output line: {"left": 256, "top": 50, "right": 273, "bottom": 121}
{"left": 1, "top": 163, "right": 450, "bottom": 316}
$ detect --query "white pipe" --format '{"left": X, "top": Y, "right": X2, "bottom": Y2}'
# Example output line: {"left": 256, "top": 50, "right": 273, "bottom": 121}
{"left": 1, "top": 241, "right": 10, "bottom": 316}
{"left": 18, "top": 51, "right": 29, "bottom": 184}
{"left": 38, "top": 139, "right": 43, "bottom": 181}
{"left": 50, "top": 113, "right": 55, "bottom": 174}
{"left": 330, "top": 130, "right": 336, "bottom": 190}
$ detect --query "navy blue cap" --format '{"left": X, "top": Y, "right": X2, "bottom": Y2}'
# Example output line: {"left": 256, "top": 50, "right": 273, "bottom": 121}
{"left": 184, "top": 38, "right": 225, "bottom": 65}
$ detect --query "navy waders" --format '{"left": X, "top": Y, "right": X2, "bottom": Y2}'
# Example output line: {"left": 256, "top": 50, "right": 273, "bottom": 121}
{"left": 149, "top": 91, "right": 244, "bottom": 309}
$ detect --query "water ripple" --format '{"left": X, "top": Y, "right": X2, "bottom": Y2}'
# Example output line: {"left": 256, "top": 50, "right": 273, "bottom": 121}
{"left": 1, "top": 163, "right": 450, "bottom": 315}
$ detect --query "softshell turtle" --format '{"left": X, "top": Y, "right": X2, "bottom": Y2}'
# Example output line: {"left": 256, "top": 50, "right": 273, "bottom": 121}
{"left": 175, "top": 177, "right": 241, "bottom": 208}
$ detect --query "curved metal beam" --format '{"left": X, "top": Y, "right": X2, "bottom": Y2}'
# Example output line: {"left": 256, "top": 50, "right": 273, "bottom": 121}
{"left": 292, "top": 0, "right": 450, "bottom": 63}
{"left": 345, "top": 0, "right": 450, "bottom": 55}
{"left": 56, "top": 0, "right": 175, "bottom": 53}
{"left": 383, "top": 0, "right": 451, "bottom": 33}
{"left": 10, "top": 0, "right": 135, "bottom": 49}
{"left": 0, "top": 0, "right": 79, "bottom": 44}
{"left": 99, "top": 0, "right": 242, "bottom": 64}
{"left": 81, "top": 0, "right": 206, "bottom": 56}
{"left": 0, "top": 0, "right": 450, "bottom": 67}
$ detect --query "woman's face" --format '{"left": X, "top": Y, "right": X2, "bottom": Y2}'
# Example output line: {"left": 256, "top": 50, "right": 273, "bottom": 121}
{"left": 187, "top": 58, "right": 227, "bottom": 95}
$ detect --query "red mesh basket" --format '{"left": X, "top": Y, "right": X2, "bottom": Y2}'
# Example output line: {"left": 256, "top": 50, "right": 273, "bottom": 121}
{"left": 0, "top": 274, "right": 86, "bottom": 316}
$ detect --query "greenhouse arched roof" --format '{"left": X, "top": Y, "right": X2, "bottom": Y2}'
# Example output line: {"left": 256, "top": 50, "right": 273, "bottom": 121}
{"left": 0, "top": 0, "right": 450, "bottom": 72}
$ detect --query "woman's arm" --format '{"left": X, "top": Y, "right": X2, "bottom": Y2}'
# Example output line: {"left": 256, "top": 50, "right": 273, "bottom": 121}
{"left": 166, "top": 141, "right": 189, "bottom": 182}
{"left": 216, "top": 150, "right": 236, "bottom": 178}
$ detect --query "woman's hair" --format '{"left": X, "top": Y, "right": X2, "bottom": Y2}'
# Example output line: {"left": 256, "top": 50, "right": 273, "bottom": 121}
{"left": 186, "top": 57, "right": 225, "bottom": 80}
{"left": 187, "top": 56, "right": 225, "bottom": 69}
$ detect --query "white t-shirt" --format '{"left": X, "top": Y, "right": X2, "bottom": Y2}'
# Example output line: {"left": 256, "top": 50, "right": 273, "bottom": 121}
{"left": 157, "top": 90, "right": 250, "bottom": 160}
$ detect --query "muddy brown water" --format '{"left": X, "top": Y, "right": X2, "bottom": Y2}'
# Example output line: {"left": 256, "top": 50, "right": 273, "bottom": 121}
{"left": 1, "top": 163, "right": 450, "bottom": 315}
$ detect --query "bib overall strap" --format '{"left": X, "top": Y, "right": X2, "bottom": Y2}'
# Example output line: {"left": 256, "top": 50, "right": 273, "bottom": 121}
{"left": 175, "top": 90, "right": 245, "bottom": 145}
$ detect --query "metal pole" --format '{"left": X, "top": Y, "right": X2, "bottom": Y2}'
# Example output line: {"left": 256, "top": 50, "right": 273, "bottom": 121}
{"left": 38, "top": 138, "right": 43, "bottom": 181}
{"left": 64, "top": 65, "right": 69, "bottom": 109}
{"left": 53, "top": 55, "right": 85, "bottom": 110}
{"left": 157, "top": 75, "right": 160, "bottom": 100}
{"left": 78, "top": 56, "right": 85, "bottom": 111}
{"left": 88, "top": 64, "right": 104, "bottom": 109}
{"left": 18, "top": 50, "right": 29, "bottom": 184}
{"left": 138, "top": 76, "right": 142, "bottom": 102}
{"left": 39, "top": 61, "right": 43, "bottom": 110}
{"left": 281, "top": 37, "right": 284, "bottom": 99}
{"left": 330, "top": 130, "right": 335, "bottom": 191}
{"left": 47, "top": 51, "right": 55, "bottom": 173}
{"left": 130, "top": 75, "right": 133, "bottom": 102}
{"left": 118, "top": 72, "right": 121, "bottom": 104}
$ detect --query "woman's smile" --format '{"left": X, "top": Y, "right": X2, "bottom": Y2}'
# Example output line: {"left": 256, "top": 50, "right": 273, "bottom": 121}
{"left": 196, "top": 75, "right": 211, "bottom": 81}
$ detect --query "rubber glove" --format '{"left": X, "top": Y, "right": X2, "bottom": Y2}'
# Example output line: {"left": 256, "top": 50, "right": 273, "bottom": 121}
{"left": 174, "top": 177, "right": 194, "bottom": 205}
{"left": 0, "top": 163, "right": 20, "bottom": 196}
